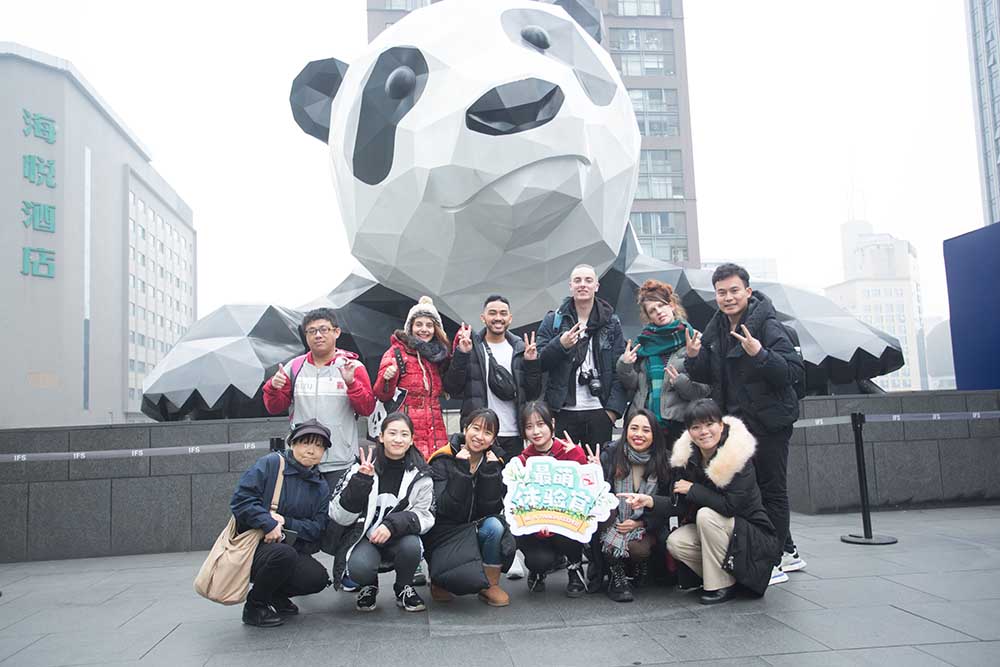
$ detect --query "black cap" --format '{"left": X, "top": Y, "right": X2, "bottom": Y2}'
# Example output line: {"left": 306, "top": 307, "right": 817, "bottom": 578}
{"left": 288, "top": 419, "right": 332, "bottom": 449}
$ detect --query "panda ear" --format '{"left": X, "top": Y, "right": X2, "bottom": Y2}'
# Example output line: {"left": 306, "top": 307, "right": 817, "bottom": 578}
{"left": 290, "top": 57, "right": 350, "bottom": 143}
{"left": 536, "top": 0, "right": 604, "bottom": 44}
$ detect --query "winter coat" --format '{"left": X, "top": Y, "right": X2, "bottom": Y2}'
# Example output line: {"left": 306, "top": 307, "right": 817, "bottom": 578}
{"left": 663, "top": 416, "right": 779, "bottom": 596}
{"left": 536, "top": 297, "right": 627, "bottom": 416}
{"left": 517, "top": 437, "right": 588, "bottom": 465}
{"left": 617, "top": 347, "right": 711, "bottom": 424}
{"left": 262, "top": 350, "right": 376, "bottom": 473}
{"left": 684, "top": 291, "right": 804, "bottom": 434}
{"left": 328, "top": 448, "right": 435, "bottom": 582}
{"left": 422, "top": 436, "right": 514, "bottom": 595}
{"left": 230, "top": 451, "right": 329, "bottom": 555}
{"left": 372, "top": 332, "right": 449, "bottom": 460}
{"left": 442, "top": 329, "right": 543, "bottom": 424}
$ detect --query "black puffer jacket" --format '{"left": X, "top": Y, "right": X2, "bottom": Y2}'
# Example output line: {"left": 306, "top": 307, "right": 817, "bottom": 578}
{"left": 662, "top": 416, "right": 779, "bottom": 596}
{"left": 536, "top": 297, "right": 627, "bottom": 416}
{"left": 442, "top": 329, "right": 542, "bottom": 423}
{"left": 422, "top": 436, "right": 513, "bottom": 595}
{"left": 684, "top": 291, "right": 803, "bottom": 434}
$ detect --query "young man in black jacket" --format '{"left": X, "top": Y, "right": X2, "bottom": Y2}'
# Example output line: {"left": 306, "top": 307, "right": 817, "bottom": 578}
{"left": 535, "top": 265, "right": 627, "bottom": 447}
{"left": 442, "top": 295, "right": 542, "bottom": 464}
{"left": 684, "top": 263, "right": 806, "bottom": 584}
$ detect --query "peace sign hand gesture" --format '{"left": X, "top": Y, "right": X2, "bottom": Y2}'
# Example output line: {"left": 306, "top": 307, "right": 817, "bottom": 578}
{"left": 357, "top": 447, "right": 375, "bottom": 477}
{"left": 730, "top": 324, "right": 762, "bottom": 357}
{"left": 583, "top": 442, "right": 601, "bottom": 466}
{"left": 621, "top": 339, "right": 642, "bottom": 365}
{"left": 559, "top": 321, "right": 585, "bottom": 350}
{"left": 665, "top": 364, "right": 680, "bottom": 385}
{"left": 523, "top": 331, "right": 538, "bottom": 361}
{"left": 685, "top": 328, "right": 703, "bottom": 358}
{"left": 457, "top": 323, "right": 473, "bottom": 354}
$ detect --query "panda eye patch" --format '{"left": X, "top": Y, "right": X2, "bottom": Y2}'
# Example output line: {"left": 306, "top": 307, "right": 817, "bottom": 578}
{"left": 386, "top": 66, "right": 416, "bottom": 99}
{"left": 521, "top": 25, "right": 551, "bottom": 50}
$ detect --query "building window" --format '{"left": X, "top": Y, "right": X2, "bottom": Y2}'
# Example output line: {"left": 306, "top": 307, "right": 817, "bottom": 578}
{"left": 616, "top": 0, "right": 671, "bottom": 16}
{"left": 139, "top": 225, "right": 146, "bottom": 239}
{"left": 610, "top": 28, "right": 676, "bottom": 77}
{"left": 385, "top": 0, "right": 428, "bottom": 9}
{"left": 630, "top": 211, "right": 687, "bottom": 237}
{"left": 137, "top": 361, "right": 146, "bottom": 373}
{"left": 629, "top": 88, "right": 680, "bottom": 136}
{"left": 129, "top": 359, "right": 135, "bottom": 371}
{"left": 636, "top": 149, "right": 684, "bottom": 199}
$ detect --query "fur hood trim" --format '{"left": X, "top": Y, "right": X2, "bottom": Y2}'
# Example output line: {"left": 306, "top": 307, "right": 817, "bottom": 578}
{"left": 669, "top": 416, "right": 757, "bottom": 489}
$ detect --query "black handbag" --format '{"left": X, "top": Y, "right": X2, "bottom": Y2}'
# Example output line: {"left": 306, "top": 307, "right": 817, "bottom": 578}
{"left": 482, "top": 342, "right": 518, "bottom": 402}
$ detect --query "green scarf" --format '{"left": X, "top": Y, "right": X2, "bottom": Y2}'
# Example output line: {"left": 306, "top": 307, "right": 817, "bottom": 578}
{"left": 636, "top": 320, "right": 692, "bottom": 421}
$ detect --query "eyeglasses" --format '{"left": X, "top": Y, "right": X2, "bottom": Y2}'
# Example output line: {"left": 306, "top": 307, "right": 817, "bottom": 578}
{"left": 305, "top": 326, "right": 335, "bottom": 337}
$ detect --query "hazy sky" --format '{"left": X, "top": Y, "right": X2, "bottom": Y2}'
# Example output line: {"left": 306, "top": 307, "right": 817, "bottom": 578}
{"left": 3, "top": 0, "right": 981, "bottom": 322}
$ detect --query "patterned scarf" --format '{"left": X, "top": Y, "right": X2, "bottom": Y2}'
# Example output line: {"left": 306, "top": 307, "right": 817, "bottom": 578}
{"left": 600, "top": 445, "right": 659, "bottom": 558}
{"left": 636, "top": 320, "right": 692, "bottom": 421}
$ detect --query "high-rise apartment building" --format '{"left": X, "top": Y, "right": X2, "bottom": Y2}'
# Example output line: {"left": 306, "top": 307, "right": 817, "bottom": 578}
{"left": 0, "top": 43, "right": 196, "bottom": 427}
{"left": 967, "top": 0, "right": 1000, "bottom": 226}
{"left": 366, "top": 0, "right": 700, "bottom": 267}
{"left": 824, "top": 221, "right": 927, "bottom": 391}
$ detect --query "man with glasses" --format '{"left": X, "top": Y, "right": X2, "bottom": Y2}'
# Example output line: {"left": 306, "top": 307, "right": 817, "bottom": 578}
{"left": 684, "top": 263, "right": 806, "bottom": 586}
{"left": 264, "top": 307, "right": 376, "bottom": 493}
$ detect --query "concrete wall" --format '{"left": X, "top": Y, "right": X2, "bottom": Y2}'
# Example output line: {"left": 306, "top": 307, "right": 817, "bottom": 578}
{"left": 1, "top": 390, "right": 998, "bottom": 562}
{"left": 790, "top": 390, "right": 1000, "bottom": 514}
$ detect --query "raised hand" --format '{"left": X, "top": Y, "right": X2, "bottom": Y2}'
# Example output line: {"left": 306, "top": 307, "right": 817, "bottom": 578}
{"left": 685, "top": 328, "right": 703, "bottom": 358}
{"left": 270, "top": 363, "right": 289, "bottom": 389}
{"left": 523, "top": 331, "right": 538, "bottom": 361}
{"left": 665, "top": 364, "right": 680, "bottom": 385}
{"left": 559, "top": 320, "right": 585, "bottom": 350}
{"left": 382, "top": 363, "right": 398, "bottom": 382}
{"left": 455, "top": 446, "right": 471, "bottom": 460}
{"left": 485, "top": 450, "right": 500, "bottom": 463}
{"left": 562, "top": 431, "right": 579, "bottom": 450}
{"left": 583, "top": 443, "right": 600, "bottom": 466}
{"left": 457, "top": 323, "right": 473, "bottom": 354}
{"left": 730, "top": 324, "right": 762, "bottom": 357}
{"left": 358, "top": 447, "right": 375, "bottom": 477}
{"left": 341, "top": 359, "right": 360, "bottom": 384}
{"left": 621, "top": 339, "right": 641, "bottom": 365}
{"left": 616, "top": 492, "right": 654, "bottom": 511}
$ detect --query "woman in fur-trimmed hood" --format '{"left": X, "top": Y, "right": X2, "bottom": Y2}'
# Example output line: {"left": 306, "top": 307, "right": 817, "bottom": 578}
{"left": 622, "top": 399, "right": 779, "bottom": 603}
{"left": 373, "top": 296, "right": 451, "bottom": 460}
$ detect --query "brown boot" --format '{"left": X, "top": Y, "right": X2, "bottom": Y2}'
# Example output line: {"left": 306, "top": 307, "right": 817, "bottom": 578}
{"left": 478, "top": 565, "right": 510, "bottom": 607}
{"left": 430, "top": 582, "right": 453, "bottom": 603}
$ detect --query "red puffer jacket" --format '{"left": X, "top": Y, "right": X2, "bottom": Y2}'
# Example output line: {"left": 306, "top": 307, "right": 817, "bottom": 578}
{"left": 373, "top": 333, "right": 449, "bottom": 461}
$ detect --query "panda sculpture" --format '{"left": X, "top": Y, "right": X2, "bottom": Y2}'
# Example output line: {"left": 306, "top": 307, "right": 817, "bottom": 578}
{"left": 290, "top": 0, "right": 640, "bottom": 325}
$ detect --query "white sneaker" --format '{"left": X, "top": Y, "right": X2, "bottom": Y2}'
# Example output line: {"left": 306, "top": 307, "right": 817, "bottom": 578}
{"left": 780, "top": 550, "right": 807, "bottom": 573}
{"left": 769, "top": 566, "right": 789, "bottom": 585}
{"left": 506, "top": 551, "right": 525, "bottom": 580}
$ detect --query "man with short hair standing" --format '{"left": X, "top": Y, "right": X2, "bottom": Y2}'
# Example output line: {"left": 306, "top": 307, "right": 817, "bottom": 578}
{"left": 535, "top": 265, "right": 627, "bottom": 446}
{"left": 443, "top": 295, "right": 542, "bottom": 464}
{"left": 684, "top": 263, "right": 806, "bottom": 584}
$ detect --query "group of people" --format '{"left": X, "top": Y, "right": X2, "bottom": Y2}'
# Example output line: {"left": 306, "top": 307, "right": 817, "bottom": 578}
{"left": 228, "top": 262, "right": 806, "bottom": 626}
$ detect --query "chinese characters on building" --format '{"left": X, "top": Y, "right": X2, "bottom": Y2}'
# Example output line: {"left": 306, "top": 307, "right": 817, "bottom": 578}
{"left": 20, "top": 109, "right": 57, "bottom": 278}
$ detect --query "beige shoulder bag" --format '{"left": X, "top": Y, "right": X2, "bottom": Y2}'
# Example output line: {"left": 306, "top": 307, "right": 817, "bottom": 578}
{"left": 194, "top": 453, "right": 285, "bottom": 605}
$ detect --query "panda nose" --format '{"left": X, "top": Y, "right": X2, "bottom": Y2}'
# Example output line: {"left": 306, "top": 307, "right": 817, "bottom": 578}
{"left": 466, "top": 78, "right": 564, "bottom": 136}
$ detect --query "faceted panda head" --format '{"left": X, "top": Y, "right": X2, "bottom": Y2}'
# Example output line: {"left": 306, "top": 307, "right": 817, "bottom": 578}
{"left": 291, "top": 0, "right": 640, "bottom": 324}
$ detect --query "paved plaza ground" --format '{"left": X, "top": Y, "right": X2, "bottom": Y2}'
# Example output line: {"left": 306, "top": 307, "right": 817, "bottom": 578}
{"left": 0, "top": 506, "right": 998, "bottom": 666}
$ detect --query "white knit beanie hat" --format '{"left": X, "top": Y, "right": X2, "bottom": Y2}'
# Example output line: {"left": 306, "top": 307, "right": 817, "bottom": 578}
{"left": 405, "top": 296, "right": 443, "bottom": 334}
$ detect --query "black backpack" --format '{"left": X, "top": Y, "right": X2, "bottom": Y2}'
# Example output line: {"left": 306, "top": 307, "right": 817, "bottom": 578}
{"left": 781, "top": 323, "right": 808, "bottom": 400}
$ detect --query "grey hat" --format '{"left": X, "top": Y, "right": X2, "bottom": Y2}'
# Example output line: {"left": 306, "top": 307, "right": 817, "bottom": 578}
{"left": 288, "top": 418, "right": 332, "bottom": 448}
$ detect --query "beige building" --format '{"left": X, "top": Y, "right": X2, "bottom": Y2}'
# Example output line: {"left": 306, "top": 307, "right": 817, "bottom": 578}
{"left": 366, "top": 0, "right": 700, "bottom": 268}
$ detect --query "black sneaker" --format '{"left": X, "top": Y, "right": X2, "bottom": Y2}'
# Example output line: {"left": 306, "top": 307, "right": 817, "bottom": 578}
{"left": 356, "top": 585, "right": 378, "bottom": 612}
{"left": 242, "top": 600, "right": 283, "bottom": 627}
{"left": 412, "top": 563, "right": 427, "bottom": 586}
{"left": 395, "top": 585, "right": 427, "bottom": 612}
{"left": 566, "top": 562, "right": 587, "bottom": 598}
{"left": 527, "top": 571, "right": 547, "bottom": 593}
{"left": 270, "top": 595, "right": 298, "bottom": 616}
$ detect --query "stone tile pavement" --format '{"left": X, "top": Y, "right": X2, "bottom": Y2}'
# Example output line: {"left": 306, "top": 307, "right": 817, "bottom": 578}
{"left": 1, "top": 506, "right": 999, "bottom": 666}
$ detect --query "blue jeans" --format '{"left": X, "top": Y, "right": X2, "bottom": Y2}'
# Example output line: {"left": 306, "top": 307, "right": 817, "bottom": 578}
{"left": 478, "top": 517, "right": 504, "bottom": 566}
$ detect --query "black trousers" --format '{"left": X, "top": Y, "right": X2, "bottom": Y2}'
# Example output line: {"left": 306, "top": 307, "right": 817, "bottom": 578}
{"left": 516, "top": 533, "right": 583, "bottom": 573}
{"left": 320, "top": 469, "right": 350, "bottom": 557}
{"left": 347, "top": 534, "right": 422, "bottom": 589}
{"left": 555, "top": 408, "right": 613, "bottom": 446}
{"left": 248, "top": 542, "right": 329, "bottom": 603}
{"left": 495, "top": 435, "right": 525, "bottom": 464}
{"left": 752, "top": 425, "right": 794, "bottom": 560}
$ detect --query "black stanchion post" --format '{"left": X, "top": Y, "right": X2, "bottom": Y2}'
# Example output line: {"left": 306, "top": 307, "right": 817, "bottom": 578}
{"left": 269, "top": 436, "right": 285, "bottom": 452}
{"left": 841, "top": 412, "right": 897, "bottom": 545}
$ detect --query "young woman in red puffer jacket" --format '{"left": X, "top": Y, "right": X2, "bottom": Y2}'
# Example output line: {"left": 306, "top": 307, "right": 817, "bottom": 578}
{"left": 373, "top": 296, "right": 451, "bottom": 461}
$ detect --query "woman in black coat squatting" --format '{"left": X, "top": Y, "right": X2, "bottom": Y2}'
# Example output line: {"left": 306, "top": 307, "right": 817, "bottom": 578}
{"left": 620, "top": 399, "right": 780, "bottom": 605}
{"left": 588, "top": 408, "right": 673, "bottom": 602}
{"left": 424, "top": 408, "right": 514, "bottom": 606}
